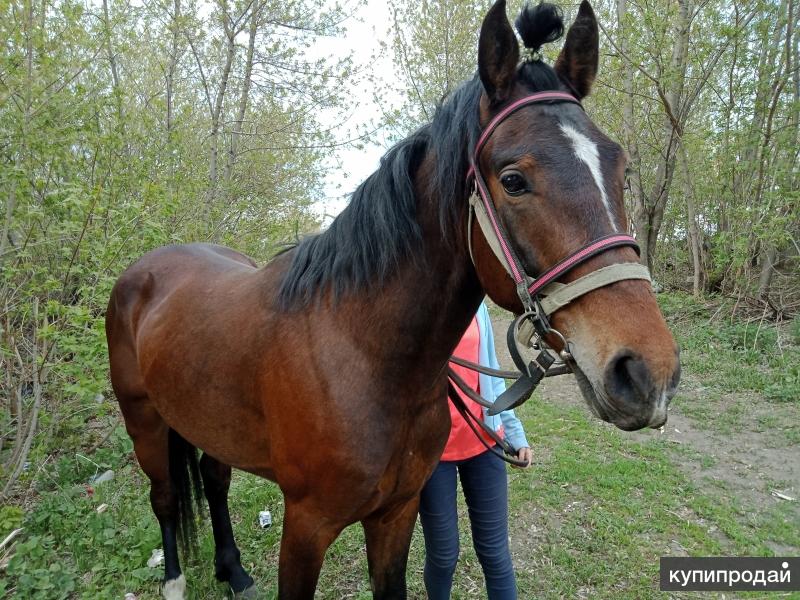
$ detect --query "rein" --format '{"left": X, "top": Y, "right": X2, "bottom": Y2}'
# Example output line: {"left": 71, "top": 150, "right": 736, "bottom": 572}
{"left": 447, "top": 91, "right": 652, "bottom": 467}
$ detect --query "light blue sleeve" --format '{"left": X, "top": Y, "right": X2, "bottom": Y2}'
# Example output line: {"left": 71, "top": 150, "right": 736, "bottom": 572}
{"left": 477, "top": 302, "right": 530, "bottom": 450}
{"left": 477, "top": 303, "right": 506, "bottom": 398}
{"left": 499, "top": 408, "right": 529, "bottom": 450}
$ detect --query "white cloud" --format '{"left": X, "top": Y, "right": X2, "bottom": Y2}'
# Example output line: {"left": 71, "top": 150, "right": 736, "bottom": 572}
{"left": 307, "top": 0, "right": 404, "bottom": 226}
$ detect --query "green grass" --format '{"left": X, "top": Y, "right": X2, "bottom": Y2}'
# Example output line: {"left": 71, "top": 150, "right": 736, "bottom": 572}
{"left": 510, "top": 400, "right": 800, "bottom": 599}
{"left": 657, "top": 292, "right": 800, "bottom": 404}
{"left": 657, "top": 292, "right": 800, "bottom": 447}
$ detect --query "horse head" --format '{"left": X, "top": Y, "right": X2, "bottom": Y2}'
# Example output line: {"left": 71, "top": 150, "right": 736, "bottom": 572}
{"left": 469, "top": 0, "right": 680, "bottom": 431}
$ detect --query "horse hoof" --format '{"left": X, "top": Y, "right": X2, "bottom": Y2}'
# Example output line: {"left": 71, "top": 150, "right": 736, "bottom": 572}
{"left": 233, "top": 583, "right": 260, "bottom": 599}
{"left": 162, "top": 574, "right": 186, "bottom": 600}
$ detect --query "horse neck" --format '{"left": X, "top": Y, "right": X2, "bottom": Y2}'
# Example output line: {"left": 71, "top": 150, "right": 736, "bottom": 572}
{"left": 349, "top": 165, "right": 485, "bottom": 371}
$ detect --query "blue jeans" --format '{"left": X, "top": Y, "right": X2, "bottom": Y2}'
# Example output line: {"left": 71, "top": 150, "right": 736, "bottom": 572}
{"left": 418, "top": 448, "right": 517, "bottom": 600}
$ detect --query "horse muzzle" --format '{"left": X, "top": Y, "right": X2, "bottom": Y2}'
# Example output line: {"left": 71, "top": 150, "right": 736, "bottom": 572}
{"left": 601, "top": 349, "right": 681, "bottom": 430}
{"left": 572, "top": 346, "right": 680, "bottom": 432}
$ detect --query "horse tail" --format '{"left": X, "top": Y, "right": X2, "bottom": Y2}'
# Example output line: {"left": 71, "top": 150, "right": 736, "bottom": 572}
{"left": 168, "top": 428, "right": 204, "bottom": 557}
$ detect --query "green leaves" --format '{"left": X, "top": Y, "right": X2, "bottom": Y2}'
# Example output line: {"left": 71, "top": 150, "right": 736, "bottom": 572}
{"left": 387, "top": 0, "right": 488, "bottom": 133}
{"left": 0, "top": 505, "right": 24, "bottom": 537}
{"left": 6, "top": 481, "right": 162, "bottom": 598}
{"left": 1, "top": 0, "right": 359, "bottom": 505}
{"left": 7, "top": 535, "right": 79, "bottom": 599}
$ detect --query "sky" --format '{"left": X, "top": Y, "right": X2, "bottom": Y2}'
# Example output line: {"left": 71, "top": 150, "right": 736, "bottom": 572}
{"left": 307, "top": 0, "right": 402, "bottom": 225}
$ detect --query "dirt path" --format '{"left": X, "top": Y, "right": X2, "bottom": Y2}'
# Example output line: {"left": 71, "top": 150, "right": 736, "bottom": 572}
{"left": 490, "top": 311, "right": 800, "bottom": 552}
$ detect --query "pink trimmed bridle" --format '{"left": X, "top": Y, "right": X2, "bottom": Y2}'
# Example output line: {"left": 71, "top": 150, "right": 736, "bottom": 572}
{"left": 446, "top": 91, "right": 652, "bottom": 465}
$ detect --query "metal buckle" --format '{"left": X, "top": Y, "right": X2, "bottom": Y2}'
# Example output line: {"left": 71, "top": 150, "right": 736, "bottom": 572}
{"left": 530, "top": 298, "right": 551, "bottom": 337}
{"left": 516, "top": 281, "right": 535, "bottom": 314}
{"left": 547, "top": 328, "right": 573, "bottom": 362}
{"left": 515, "top": 303, "right": 572, "bottom": 362}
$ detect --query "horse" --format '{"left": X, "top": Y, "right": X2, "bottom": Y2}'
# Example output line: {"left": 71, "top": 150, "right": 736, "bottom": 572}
{"left": 105, "top": 1, "right": 680, "bottom": 598}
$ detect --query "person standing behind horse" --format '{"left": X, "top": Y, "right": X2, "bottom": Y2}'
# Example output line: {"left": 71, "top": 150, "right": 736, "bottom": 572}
{"left": 419, "top": 301, "right": 531, "bottom": 599}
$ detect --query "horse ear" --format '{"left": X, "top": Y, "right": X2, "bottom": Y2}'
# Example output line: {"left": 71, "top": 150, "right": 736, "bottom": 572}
{"left": 478, "top": 0, "right": 519, "bottom": 105}
{"left": 554, "top": 0, "right": 599, "bottom": 99}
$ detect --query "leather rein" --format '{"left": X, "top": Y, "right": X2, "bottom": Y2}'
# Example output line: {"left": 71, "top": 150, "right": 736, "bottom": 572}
{"left": 447, "top": 91, "right": 652, "bottom": 468}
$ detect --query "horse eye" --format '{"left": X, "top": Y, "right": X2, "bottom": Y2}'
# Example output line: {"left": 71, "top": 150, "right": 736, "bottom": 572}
{"left": 500, "top": 172, "right": 527, "bottom": 196}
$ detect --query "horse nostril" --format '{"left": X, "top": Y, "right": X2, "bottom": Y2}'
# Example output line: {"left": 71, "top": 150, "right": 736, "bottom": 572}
{"left": 605, "top": 351, "right": 654, "bottom": 405}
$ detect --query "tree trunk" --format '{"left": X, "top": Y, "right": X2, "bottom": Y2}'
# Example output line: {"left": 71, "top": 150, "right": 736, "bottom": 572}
{"left": 166, "top": 0, "right": 181, "bottom": 140}
{"left": 224, "top": 0, "right": 258, "bottom": 186}
{"left": 616, "top": 0, "right": 645, "bottom": 238}
{"left": 749, "top": 0, "right": 793, "bottom": 294}
{"left": 102, "top": 0, "right": 124, "bottom": 126}
{"left": 165, "top": 0, "right": 182, "bottom": 219}
{"left": 728, "top": 0, "right": 787, "bottom": 269}
{"left": 2, "top": 0, "right": 34, "bottom": 263}
{"left": 680, "top": 144, "right": 704, "bottom": 296}
{"left": 206, "top": 3, "right": 237, "bottom": 228}
{"left": 638, "top": 0, "right": 690, "bottom": 272}
{"left": 757, "top": 247, "right": 778, "bottom": 300}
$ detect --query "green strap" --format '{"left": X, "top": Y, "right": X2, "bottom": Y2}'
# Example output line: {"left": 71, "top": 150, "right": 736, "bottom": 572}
{"left": 539, "top": 263, "right": 652, "bottom": 315}
{"left": 468, "top": 193, "right": 514, "bottom": 276}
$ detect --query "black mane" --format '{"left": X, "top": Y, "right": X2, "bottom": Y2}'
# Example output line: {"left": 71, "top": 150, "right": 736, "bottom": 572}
{"left": 277, "top": 3, "right": 566, "bottom": 309}
{"left": 277, "top": 78, "right": 483, "bottom": 308}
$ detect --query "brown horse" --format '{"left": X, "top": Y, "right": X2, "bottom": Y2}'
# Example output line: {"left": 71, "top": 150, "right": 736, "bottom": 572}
{"left": 106, "top": 1, "right": 680, "bottom": 598}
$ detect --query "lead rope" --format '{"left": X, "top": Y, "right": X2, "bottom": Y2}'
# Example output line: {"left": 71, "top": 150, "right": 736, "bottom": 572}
{"left": 445, "top": 312, "right": 574, "bottom": 468}
{"left": 447, "top": 379, "right": 530, "bottom": 468}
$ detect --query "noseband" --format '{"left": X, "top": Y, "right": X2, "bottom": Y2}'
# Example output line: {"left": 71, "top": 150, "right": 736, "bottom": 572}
{"left": 447, "top": 91, "right": 652, "bottom": 467}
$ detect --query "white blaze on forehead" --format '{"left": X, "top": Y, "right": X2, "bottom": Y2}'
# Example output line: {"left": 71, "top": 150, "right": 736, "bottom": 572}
{"left": 559, "top": 123, "right": 617, "bottom": 230}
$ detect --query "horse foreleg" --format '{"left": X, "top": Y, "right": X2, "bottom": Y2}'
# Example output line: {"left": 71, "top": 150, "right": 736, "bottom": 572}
{"left": 277, "top": 501, "right": 345, "bottom": 599}
{"left": 199, "top": 453, "right": 256, "bottom": 598}
{"left": 362, "top": 496, "right": 420, "bottom": 600}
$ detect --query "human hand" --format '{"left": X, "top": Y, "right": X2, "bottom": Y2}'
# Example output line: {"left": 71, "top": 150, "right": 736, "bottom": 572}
{"left": 513, "top": 446, "right": 532, "bottom": 468}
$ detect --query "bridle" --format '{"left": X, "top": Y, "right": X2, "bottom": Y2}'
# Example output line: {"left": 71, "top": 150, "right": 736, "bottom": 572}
{"left": 447, "top": 91, "right": 652, "bottom": 467}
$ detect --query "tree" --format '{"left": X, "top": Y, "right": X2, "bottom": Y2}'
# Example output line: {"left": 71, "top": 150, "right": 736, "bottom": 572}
{"left": 386, "top": 0, "right": 490, "bottom": 133}
{"left": 0, "top": 0, "right": 360, "bottom": 496}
